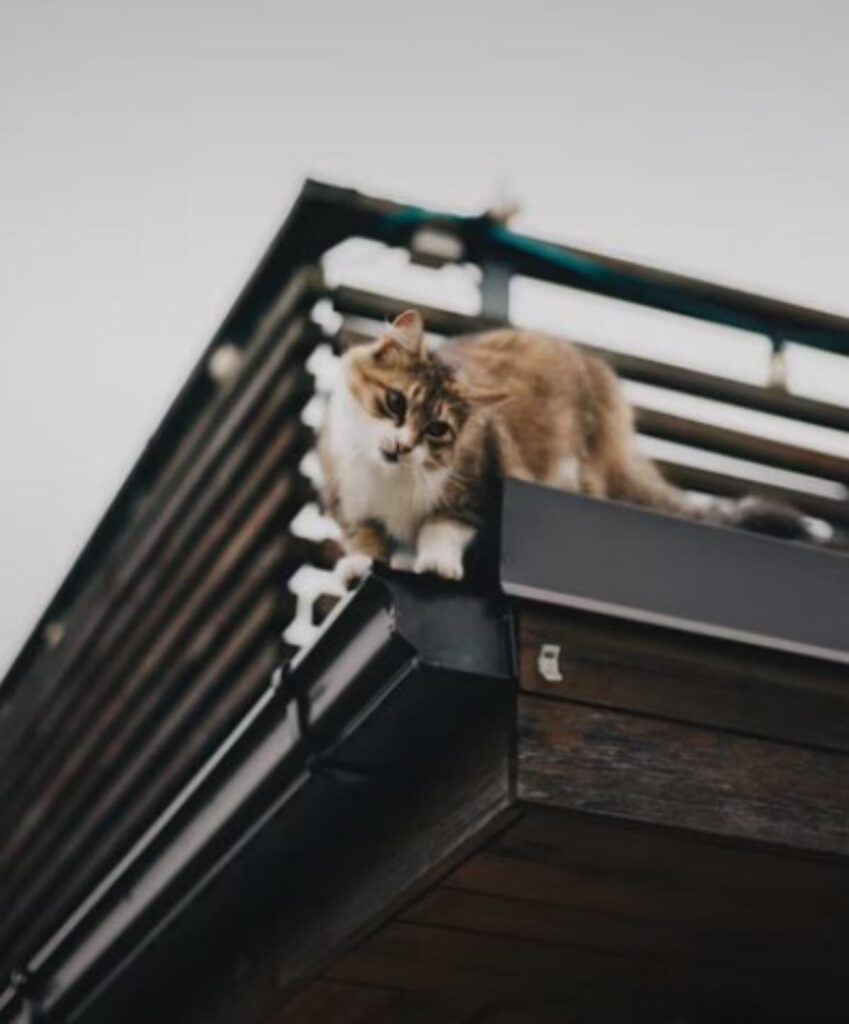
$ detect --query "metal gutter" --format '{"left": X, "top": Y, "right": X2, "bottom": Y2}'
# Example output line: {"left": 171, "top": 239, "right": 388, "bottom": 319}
{"left": 0, "top": 571, "right": 513, "bottom": 1023}
{"left": 501, "top": 479, "right": 849, "bottom": 666}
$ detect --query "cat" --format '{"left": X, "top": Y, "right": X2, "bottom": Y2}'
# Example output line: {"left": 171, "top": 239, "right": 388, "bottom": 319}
{"left": 318, "top": 309, "right": 812, "bottom": 585}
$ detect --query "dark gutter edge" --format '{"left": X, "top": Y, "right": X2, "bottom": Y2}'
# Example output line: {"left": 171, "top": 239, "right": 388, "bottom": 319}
{"left": 501, "top": 480, "right": 849, "bottom": 668}
{"left": 0, "top": 572, "right": 514, "bottom": 1024}
{"left": 506, "top": 582, "right": 849, "bottom": 667}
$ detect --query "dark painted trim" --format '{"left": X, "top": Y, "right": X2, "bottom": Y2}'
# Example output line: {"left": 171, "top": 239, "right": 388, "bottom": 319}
{"left": 501, "top": 479, "right": 849, "bottom": 666}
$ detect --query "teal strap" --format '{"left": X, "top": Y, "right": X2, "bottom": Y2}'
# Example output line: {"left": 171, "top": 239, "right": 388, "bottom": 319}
{"left": 378, "top": 205, "right": 849, "bottom": 355}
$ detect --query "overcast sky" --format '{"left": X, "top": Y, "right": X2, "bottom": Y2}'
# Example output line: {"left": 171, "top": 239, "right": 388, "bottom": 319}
{"left": 2, "top": 0, "right": 849, "bottom": 676}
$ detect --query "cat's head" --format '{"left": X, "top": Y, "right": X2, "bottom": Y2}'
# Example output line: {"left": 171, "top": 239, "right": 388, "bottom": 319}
{"left": 341, "top": 310, "right": 498, "bottom": 470}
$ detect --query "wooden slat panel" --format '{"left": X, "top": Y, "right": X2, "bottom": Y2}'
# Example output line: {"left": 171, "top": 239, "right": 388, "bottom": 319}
{"left": 331, "top": 806, "right": 849, "bottom": 1017}
{"left": 0, "top": 390, "right": 309, "bottom": 823}
{"left": 0, "top": 474, "right": 299, "bottom": 901}
{"left": 404, "top": 882, "right": 845, "bottom": 967}
{"left": 458, "top": 810, "right": 849, "bottom": 925}
{"left": 0, "top": 552, "right": 285, "bottom": 903}
{"left": 1, "top": 637, "right": 282, "bottom": 978}
{"left": 0, "top": 314, "right": 315, "bottom": 761}
{"left": 418, "top": 807, "right": 849, "bottom": 1021}
{"left": 0, "top": 267, "right": 316, "bottom": 731}
{"left": 0, "top": 294, "right": 331, "bottom": 984}
{"left": 451, "top": 847, "right": 769, "bottom": 925}
{"left": 517, "top": 694, "right": 849, "bottom": 855}
{"left": 517, "top": 603, "right": 849, "bottom": 753}
{"left": 0, "top": 460, "right": 302, "bottom": 872}
{"left": 112, "top": 268, "right": 316, "bottom": 550}
{"left": 492, "top": 808, "right": 849, "bottom": 890}
{"left": 327, "top": 919, "right": 797, "bottom": 1018}
{"left": 2, "top": 407, "right": 305, "bottom": 805}
{"left": 0, "top": 363, "right": 308, "bottom": 791}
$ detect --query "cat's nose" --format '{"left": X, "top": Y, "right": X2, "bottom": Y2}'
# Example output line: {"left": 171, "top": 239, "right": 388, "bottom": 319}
{"left": 396, "top": 428, "right": 415, "bottom": 455}
{"left": 381, "top": 440, "right": 412, "bottom": 463}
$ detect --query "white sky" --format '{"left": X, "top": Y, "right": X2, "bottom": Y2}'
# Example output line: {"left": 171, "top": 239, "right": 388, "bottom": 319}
{"left": 2, "top": 0, "right": 849, "bottom": 677}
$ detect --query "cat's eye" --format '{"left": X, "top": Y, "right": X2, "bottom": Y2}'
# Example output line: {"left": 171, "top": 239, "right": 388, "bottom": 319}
{"left": 385, "top": 389, "right": 406, "bottom": 418}
{"left": 425, "top": 420, "right": 450, "bottom": 439}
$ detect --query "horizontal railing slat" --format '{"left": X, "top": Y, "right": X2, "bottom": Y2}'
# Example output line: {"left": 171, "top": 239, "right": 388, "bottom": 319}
{"left": 0, "top": 471, "right": 303, "bottom": 899}
{"left": 0, "top": 406, "right": 307, "bottom": 824}
{"left": 635, "top": 408, "right": 849, "bottom": 485}
{"left": 0, "top": 318, "right": 315, "bottom": 776}
{"left": 0, "top": 627, "right": 282, "bottom": 975}
{"left": 332, "top": 285, "right": 849, "bottom": 433}
{"left": 0, "top": 312, "right": 316, "bottom": 765}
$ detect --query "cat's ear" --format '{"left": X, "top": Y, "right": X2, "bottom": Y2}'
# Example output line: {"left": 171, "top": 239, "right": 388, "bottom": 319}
{"left": 390, "top": 309, "right": 424, "bottom": 349}
{"left": 389, "top": 309, "right": 425, "bottom": 353}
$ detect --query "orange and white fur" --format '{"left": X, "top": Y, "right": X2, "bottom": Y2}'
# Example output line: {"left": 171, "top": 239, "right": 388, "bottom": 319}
{"left": 318, "top": 310, "right": 808, "bottom": 585}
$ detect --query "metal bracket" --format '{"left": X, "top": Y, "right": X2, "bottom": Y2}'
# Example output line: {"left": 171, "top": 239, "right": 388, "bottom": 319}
{"left": 537, "top": 643, "right": 563, "bottom": 683}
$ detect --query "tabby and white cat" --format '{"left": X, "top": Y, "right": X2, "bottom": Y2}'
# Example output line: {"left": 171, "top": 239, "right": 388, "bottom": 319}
{"left": 319, "top": 309, "right": 808, "bottom": 585}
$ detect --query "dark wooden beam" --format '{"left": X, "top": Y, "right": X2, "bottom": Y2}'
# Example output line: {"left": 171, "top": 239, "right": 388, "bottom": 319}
{"left": 517, "top": 603, "right": 849, "bottom": 753}
{"left": 518, "top": 695, "right": 849, "bottom": 856}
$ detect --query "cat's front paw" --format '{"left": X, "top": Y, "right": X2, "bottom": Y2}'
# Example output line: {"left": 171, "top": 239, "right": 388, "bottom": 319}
{"left": 389, "top": 550, "right": 416, "bottom": 572}
{"left": 413, "top": 520, "right": 473, "bottom": 581}
{"left": 413, "top": 548, "right": 464, "bottom": 581}
{"left": 335, "top": 553, "right": 373, "bottom": 588}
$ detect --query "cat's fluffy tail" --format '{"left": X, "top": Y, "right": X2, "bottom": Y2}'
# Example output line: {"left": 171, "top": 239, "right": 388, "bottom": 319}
{"left": 612, "top": 455, "right": 820, "bottom": 542}
{"left": 698, "top": 493, "right": 818, "bottom": 541}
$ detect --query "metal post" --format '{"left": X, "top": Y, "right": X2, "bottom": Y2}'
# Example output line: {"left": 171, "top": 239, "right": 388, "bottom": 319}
{"left": 480, "top": 260, "right": 511, "bottom": 321}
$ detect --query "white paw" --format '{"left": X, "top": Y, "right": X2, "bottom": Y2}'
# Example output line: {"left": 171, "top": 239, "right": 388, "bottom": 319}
{"left": 414, "top": 548, "right": 464, "bottom": 581}
{"left": 413, "top": 520, "right": 474, "bottom": 581}
{"left": 335, "top": 553, "right": 373, "bottom": 588}
{"left": 389, "top": 550, "right": 416, "bottom": 572}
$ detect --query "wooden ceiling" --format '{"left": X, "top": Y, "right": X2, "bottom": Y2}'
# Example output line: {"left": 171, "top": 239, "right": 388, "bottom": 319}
{"left": 277, "top": 803, "right": 849, "bottom": 1023}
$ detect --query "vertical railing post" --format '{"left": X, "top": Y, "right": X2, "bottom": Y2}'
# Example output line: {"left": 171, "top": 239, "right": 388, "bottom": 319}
{"left": 480, "top": 260, "right": 511, "bottom": 322}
